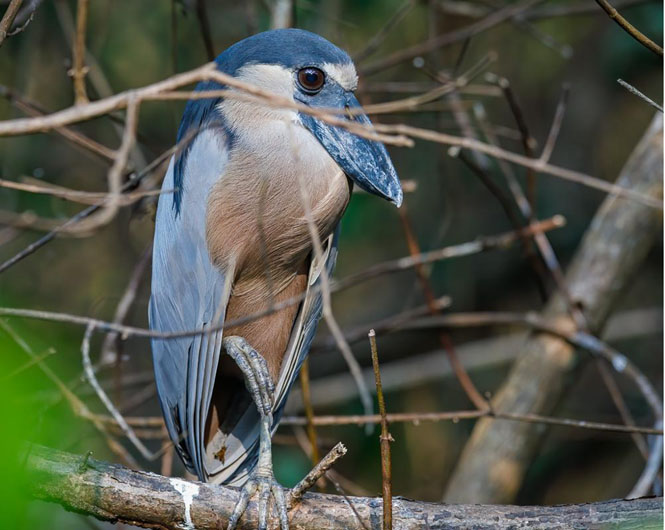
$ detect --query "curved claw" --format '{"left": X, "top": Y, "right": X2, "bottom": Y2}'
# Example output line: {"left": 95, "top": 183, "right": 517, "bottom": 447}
{"left": 226, "top": 475, "right": 289, "bottom": 530}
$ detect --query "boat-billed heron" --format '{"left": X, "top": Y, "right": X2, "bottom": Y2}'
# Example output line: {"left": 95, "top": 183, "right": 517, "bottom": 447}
{"left": 149, "top": 28, "right": 401, "bottom": 529}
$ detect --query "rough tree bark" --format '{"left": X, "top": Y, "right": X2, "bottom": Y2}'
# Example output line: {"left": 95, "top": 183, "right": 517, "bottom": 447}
{"left": 444, "top": 114, "right": 663, "bottom": 503}
{"left": 24, "top": 445, "right": 663, "bottom": 530}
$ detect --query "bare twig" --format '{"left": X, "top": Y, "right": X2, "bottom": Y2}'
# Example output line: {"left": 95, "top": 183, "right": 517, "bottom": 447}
{"left": 81, "top": 323, "right": 156, "bottom": 461}
{"left": 0, "top": 83, "right": 117, "bottom": 162}
{"left": 369, "top": 330, "right": 393, "bottom": 530}
{"left": 312, "top": 296, "right": 451, "bottom": 352}
{"left": 270, "top": 0, "right": 293, "bottom": 29}
{"left": 65, "top": 97, "right": 139, "bottom": 234}
{"left": 618, "top": 78, "right": 663, "bottom": 112}
{"left": 5, "top": 2, "right": 34, "bottom": 36}
{"left": 288, "top": 442, "right": 347, "bottom": 508}
{"left": 71, "top": 0, "right": 89, "bottom": 104}
{"left": 0, "top": 136, "right": 175, "bottom": 274}
{"left": 539, "top": 84, "right": 570, "bottom": 164}
{"left": 435, "top": 0, "right": 650, "bottom": 21}
{"left": 99, "top": 246, "right": 152, "bottom": 366}
{"left": 0, "top": 217, "right": 567, "bottom": 339}
{"left": 595, "top": 0, "right": 663, "bottom": 56}
{"left": 360, "top": 0, "right": 544, "bottom": 75}
{"left": 290, "top": 307, "right": 661, "bottom": 413}
{"left": 0, "top": 66, "right": 658, "bottom": 208}
{"left": 444, "top": 114, "right": 663, "bottom": 504}
{"left": 281, "top": 409, "right": 662, "bottom": 434}
{"left": 1, "top": 347, "right": 55, "bottom": 380}
{"left": 374, "top": 122, "right": 661, "bottom": 208}
{"left": 453, "top": 149, "right": 549, "bottom": 299}
{"left": 489, "top": 74, "right": 538, "bottom": 216}
{"left": 353, "top": 0, "right": 415, "bottom": 62}
{"left": 397, "top": 203, "right": 488, "bottom": 410}
{"left": 0, "top": 0, "right": 23, "bottom": 47}
{"left": 324, "top": 473, "right": 371, "bottom": 530}
{"left": 0, "top": 177, "right": 167, "bottom": 206}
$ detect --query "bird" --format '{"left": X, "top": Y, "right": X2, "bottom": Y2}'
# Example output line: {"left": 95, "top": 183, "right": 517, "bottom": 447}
{"left": 149, "top": 28, "right": 402, "bottom": 530}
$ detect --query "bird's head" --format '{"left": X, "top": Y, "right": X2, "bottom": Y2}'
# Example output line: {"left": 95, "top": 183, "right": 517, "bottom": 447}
{"left": 213, "top": 28, "right": 402, "bottom": 207}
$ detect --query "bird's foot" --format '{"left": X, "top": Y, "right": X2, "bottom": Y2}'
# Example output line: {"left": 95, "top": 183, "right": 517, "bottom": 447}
{"left": 227, "top": 462, "right": 289, "bottom": 530}
{"left": 222, "top": 336, "right": 289, "bottom": 530}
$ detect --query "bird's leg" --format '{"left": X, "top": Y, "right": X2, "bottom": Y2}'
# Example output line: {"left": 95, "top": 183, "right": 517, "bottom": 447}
{"left": 222, "top": 335, "right": 289, "bottom": 530}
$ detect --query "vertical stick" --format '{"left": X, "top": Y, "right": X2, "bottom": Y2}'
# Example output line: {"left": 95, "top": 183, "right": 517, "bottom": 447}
{"left": 72, "top": 0, "right": 89, "bottom": 105}
{"left": 369, "top": 329, "right": 392, "bottom": 530}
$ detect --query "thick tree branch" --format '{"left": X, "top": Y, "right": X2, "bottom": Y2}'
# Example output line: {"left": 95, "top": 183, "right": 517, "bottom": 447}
{"left": 444, "top": 114, "right": 663, "bottom": 503}
{"left": 24, "top": 445, "right": 663, "bottom": 530}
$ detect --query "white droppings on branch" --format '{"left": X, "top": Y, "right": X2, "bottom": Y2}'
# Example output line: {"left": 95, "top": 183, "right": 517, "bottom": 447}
{"left": 171, "top": 478, "right": 200, "bottom": 530}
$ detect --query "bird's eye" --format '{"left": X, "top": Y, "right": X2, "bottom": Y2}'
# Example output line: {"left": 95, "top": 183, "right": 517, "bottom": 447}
{"left": 297, "top": 67, "right": 325, "bottom": 93}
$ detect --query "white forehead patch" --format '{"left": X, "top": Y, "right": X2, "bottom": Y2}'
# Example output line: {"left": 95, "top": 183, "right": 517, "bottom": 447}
{"left": 218, "top": 63, "right": 296, "bottom": 126}
{"left": 322, "top": 62, "right": 358, "bottom": 91}
{"left": 234, "top": 63, "right": 295, "bottom": 97}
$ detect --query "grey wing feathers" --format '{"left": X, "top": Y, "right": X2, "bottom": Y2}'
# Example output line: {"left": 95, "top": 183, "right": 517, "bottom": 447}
{"left": 149, "top": 129, "right": 230, "bottom": 481}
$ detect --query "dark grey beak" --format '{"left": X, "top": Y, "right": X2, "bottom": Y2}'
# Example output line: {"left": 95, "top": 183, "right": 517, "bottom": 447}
{"left": 299, "top": 93, "right": 402, "bottom": 207}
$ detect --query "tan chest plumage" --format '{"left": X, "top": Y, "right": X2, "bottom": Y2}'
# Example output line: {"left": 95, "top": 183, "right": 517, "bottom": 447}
{"left": 205, "top": 102, "right": 350, "bottom": 379}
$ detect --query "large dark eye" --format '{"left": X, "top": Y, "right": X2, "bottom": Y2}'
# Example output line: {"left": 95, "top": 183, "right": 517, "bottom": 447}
{"left": 297, "top": 67, "right": 325, "bottom": 93}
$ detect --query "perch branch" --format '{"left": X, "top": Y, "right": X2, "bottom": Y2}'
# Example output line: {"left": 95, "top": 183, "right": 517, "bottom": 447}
{"left": 24, "top": 445, "right": 663, "bottom": 530}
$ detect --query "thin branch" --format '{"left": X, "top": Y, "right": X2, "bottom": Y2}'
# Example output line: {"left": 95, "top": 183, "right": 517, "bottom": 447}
{"left": 293, "top": 133, "right": 374, "bottom": 422}
{"left": 618, "top": 78, "right": 663, "bottom": 112}
{"left": 397, "top": 202, "right": 488, "bottom": 410}
{"left": 0, "top": 177, "right": 167, "bottom": 206}
{"left": 595, "top": 0, "right": 663, "bottom": 56}
{"left": 489, "top": 74, "right": 539, "bottom": 216}
{"left": 0, "top": 136, "right": 176, "bottom": 274}
{"left": 0, "top": 65, "right": 658, "bottom": 208}
{"left": 539, "top": 84, "right": 570, "bottom": 164}
{"left": 281, "top": 410, "right": 663, "bottom": 435}
{"left": 81, "top": 323, "right": 157, "bottom": 461}
{"left": 369, "top": 330, "right": 393, "bottom": 530}
{"left": 290, "top": 307, "right": 661, "bottom": 413}
{"left": 353, "top": 0, "right": 415, "bottom": 62}
{"left": 373, "top": 122, "right": 661, "bottom": 208}
{"left": 0, "top": 217, "right": 566, "bottom": 340}
{"left": 71, "top": 0, "right": 89, "bottom": 104}
{"left": 0, "top": 0, "right": 23, "bottom": 47}
{"left": 360, "top": 0, "right": 544, "bottom": 75}
{"left": 0, "top": 83, "right": 117, "bottom": 162}
{"left": 99, "top": 245, "right": 152, "bottom": 366}
{"left": 288, "top": 442, "right": 347, "bottom": 508}
{"left": 64, "top": 96, "right": 139, "bottom": 234}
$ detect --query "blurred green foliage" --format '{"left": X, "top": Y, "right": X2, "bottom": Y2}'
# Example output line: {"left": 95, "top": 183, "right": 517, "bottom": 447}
{"left": 0, "top": 1, "right": 662, "bottom": 528}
